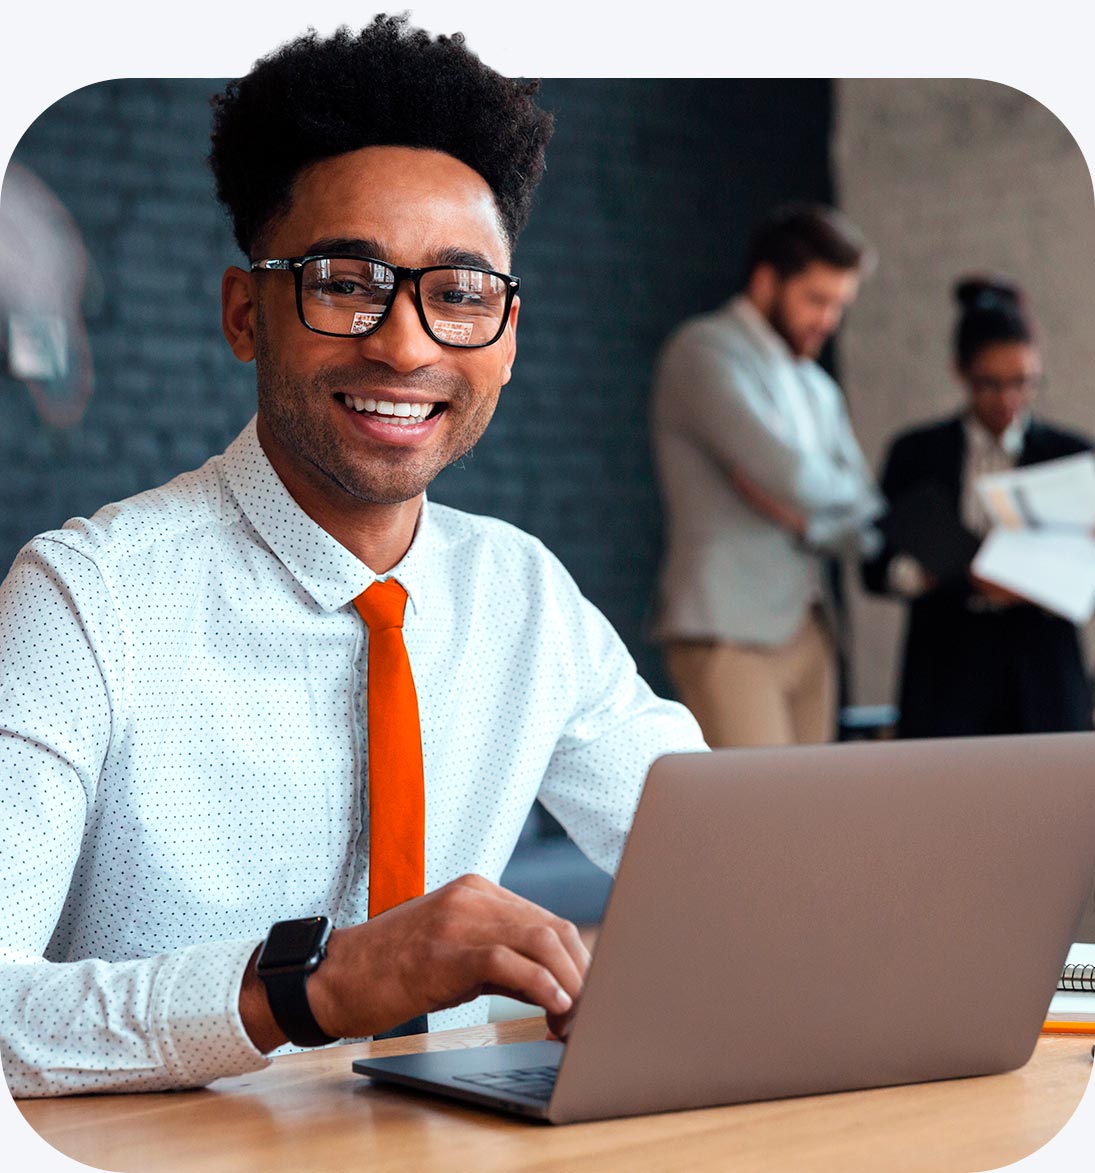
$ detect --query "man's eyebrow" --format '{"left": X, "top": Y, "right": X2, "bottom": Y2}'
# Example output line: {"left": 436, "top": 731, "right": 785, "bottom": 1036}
{"left": 305, "top": 238, "right": 501, "bottom": 272}
{"left": 432, "top": 246, "right": 498, "bottom": 271}
{"left": 306, "top": 237, "right": 384, "bottom": 258}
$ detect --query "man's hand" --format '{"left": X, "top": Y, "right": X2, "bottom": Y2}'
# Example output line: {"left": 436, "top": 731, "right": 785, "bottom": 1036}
{"left": 729, "top": 467, "right": 808, "bottom": 538}
{"left": 240, "top": 875, "right": 589, "bottom": 1052}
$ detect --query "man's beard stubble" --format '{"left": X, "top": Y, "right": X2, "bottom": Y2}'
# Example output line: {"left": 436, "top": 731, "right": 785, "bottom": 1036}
{"left": 765, "top": 296, "right": 814, "bottom": 360}
{"left": 254, "top": 347, "right": 488, "bottom": 508}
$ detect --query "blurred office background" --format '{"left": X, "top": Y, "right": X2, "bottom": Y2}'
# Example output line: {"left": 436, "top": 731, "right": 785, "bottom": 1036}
{"left": 3, "top": 78, "right": 1094, "bottom": 924}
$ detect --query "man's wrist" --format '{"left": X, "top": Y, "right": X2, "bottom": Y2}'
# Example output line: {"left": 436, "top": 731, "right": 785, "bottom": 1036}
{"left": 301, "top": 932, "right": 342, "bottom": 1040}
{"left": 303, "top": 924, "right": 401, "bottom": 1042}
{"left": 254, "top": 917, "right": 338, "bottom": 1047}
{"left": 239, "top": 946, "right": 288, "bottom": 1053}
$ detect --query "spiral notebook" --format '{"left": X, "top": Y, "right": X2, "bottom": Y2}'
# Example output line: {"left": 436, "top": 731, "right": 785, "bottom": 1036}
{"left": 1046, "top": 942, "right": 1095, "bottom": 1025}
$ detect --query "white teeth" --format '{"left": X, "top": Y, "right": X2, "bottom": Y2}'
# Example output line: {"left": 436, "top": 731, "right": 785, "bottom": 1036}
{"left": 343, "top": 394, "right": 436, "bottom": 423}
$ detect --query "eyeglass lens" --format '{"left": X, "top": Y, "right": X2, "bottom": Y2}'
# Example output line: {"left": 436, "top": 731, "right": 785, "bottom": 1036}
{"left": 300, "top": 257, "right": 510, "bottom": 346}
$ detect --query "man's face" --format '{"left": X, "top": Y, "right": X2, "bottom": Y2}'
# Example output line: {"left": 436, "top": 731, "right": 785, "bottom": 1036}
{"left": 231, "top": 146, "right": 518, "bottom": 508}
{"left": 763, "top": 260, "right": 860, "bottom": 359}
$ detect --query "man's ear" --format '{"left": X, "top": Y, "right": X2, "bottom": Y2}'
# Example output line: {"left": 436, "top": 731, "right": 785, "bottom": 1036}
{"left": 499, "top": 296, "right": 519, "bottom": 386}
{"left": 222, "top": 266, "right": 257, "bottom": 362}
{"left": 748, "top": 263, "right": 779, "bottom": 314}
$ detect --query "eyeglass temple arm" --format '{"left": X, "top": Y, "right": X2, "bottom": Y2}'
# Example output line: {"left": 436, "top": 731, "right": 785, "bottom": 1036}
{"left": 250, "top": 259, "right": 297, "bottom": 272}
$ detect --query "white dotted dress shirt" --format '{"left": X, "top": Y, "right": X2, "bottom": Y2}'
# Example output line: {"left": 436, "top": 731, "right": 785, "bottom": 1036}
{"left": 0, "top": 418, "right": 705, "bottom": 1097}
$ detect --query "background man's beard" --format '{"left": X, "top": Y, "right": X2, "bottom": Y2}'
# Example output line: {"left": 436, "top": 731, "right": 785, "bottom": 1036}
{"left": 765, "top": 300, "right": 813, "bottom": 359}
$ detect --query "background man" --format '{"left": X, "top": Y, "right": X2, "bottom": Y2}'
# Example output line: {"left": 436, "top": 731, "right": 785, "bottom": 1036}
{"left": 0, "top": 17, "right": 704, "bottom": 1096}
{"left": 649, "top": 203, "right": 881, "bottom": 747}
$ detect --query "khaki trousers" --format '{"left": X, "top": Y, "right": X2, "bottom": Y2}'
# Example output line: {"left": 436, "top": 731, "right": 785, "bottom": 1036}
{"left": 664, "top": 610, "right": 836, "bottom": 748}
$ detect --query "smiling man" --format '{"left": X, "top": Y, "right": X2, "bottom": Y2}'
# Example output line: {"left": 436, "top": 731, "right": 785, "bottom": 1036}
{"left": 649, "top": 203, "right": 883, "bottom": 748}
{"left": 0, "top": 18, "right": 704, "bottom": 1095}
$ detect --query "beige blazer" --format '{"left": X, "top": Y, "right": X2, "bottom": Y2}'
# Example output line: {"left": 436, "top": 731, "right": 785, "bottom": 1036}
{"left": 649, "top": 297, "right": 881, "bottom": 648}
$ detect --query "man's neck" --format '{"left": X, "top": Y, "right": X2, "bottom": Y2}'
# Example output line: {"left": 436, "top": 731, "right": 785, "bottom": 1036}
{"left": 255, "top": 415, "right": 422, "bottom": 573}
{"left": 735, "top": 293, "right": 792, "bottom": 359}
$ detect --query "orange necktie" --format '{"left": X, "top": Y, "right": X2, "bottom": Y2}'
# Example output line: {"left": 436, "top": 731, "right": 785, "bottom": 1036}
{"left": 354, "top": 578, "right": 425, "bottom": 918}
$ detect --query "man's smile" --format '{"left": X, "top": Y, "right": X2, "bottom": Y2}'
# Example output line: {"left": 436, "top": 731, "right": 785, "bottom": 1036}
{"left": 334, "top": 389, "right": 451, "bottom": 446}
{"left": 335, "top": 392, "right": 448, "bottom": 425}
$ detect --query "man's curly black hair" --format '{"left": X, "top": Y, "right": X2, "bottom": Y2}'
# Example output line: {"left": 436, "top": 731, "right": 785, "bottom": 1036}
{"left": 208, "top": 14, "right": 554, "bottom": 258}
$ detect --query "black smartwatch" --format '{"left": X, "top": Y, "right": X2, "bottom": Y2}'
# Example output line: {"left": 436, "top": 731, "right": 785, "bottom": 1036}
{"left": 255, "top": 916, "right": 337, "bottom": 1047}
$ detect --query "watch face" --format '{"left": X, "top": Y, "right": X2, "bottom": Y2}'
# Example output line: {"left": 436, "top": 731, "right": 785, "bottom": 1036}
{"left": 257, "top": 916, "right": 331, "bottom": 974}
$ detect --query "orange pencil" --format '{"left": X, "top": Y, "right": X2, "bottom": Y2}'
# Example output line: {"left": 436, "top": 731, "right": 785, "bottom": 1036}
{"left": 1041, "top": 1020, "right": 1095, "bottom": 1035}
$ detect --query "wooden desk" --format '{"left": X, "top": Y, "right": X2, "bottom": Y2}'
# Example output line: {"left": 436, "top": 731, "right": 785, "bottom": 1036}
{"left": 18, "top": 1020, "right": 1093, "bottom": 1172}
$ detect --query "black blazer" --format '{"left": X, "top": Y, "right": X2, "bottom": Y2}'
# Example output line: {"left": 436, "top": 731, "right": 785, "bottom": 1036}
{"left": 862, "top": 414, "right": 1093, "bottom": 738}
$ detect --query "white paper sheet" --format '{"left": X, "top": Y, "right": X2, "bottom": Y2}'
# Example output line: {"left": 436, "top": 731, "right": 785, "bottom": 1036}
{"left": 976, "top": 451, "right": 1095, "bottom": 529}
{"left": 971, "top": 454, "right": 1095, "bottom": 623}
{"left": 973, "top": 530, "right": 1095, "bottom": 624}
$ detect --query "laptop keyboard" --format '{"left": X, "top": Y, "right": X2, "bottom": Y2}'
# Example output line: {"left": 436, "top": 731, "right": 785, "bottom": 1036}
{"left": 453, "top": 1064, "right": 559, "bottom": 1102}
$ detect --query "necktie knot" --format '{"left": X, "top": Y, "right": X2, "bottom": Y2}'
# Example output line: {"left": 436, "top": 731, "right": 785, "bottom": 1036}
{"left": 354, "top": 578, "right": 408, "bottom": 631}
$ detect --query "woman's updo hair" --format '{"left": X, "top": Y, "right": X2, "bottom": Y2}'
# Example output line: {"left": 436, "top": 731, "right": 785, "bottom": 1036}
{"left": 953, "top": 275, "right": 1036, "bottom": 371}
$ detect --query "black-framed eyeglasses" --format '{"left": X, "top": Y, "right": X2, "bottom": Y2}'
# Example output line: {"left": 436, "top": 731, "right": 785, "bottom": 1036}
{"left": 250, "top": 254, "right": 520, "bottom": 349}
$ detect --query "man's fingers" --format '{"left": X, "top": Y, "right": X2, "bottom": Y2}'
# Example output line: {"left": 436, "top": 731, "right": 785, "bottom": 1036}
{"left": 515, "top": 923, "right": 586, "bottom": 1002}
{"left": 552, "top": 915, "right": 592, "bottom": 976}
{"left": 445, "top": 876, "right": 591, "bottom": 988}
{"left": 475, "top": 945, "right": 574, "bottom": 1017}
{"left": 546, "top": 1001, "right": 578, "bottom": 1041}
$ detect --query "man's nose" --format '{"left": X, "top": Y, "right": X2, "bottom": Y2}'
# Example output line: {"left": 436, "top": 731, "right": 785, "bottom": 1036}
{"left": 359, "top": 282, "right": 444, "bottom": 372}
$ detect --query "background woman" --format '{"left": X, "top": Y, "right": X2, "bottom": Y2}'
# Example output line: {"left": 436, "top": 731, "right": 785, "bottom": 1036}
{"left": 862, "top": 277, "right": 1094, "bottom": 738}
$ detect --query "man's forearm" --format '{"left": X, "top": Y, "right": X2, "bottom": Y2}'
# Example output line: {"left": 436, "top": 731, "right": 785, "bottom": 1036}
{"left": 730, "top": 466, "right": 808, "bottom": 536}
{"left": 1, "top": 941, "right": 268, "bottom": 1097}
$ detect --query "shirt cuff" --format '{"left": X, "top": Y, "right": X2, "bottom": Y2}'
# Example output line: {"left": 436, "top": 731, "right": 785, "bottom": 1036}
{"left": 802, "top": 492, "right": 886, "bottom": 551}
{"left": 150, "top": 936, "right": 271, "bottom": 1088}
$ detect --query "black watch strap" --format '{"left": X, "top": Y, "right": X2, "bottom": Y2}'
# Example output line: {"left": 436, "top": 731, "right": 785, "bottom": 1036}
{"left": 256, "top": 916, "right": 338, "bottom": 1048}
{"left": 260, "top": 970, "right": 338, "bottom": 1048}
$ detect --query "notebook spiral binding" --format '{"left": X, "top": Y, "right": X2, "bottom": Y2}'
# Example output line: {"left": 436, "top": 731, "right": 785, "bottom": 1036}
{"left": 1059, "top": 963, "right": 1095, "bottom": 992}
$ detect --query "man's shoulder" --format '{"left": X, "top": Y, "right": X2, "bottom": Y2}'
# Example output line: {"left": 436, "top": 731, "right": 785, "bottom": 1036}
{"left": 652, "top": 305, "right": 766, "bottom": 407}
{"left": 662, "top": 302, "right": 753, "bottom": 358}
{"left": 25, "top": 454, "right": 236, "bottom": 573}
{"left": 427, "top": 502, "right": 555, "bottom": 565}
{"left": 424, "top": 504, "right": 586, "bottom": 604}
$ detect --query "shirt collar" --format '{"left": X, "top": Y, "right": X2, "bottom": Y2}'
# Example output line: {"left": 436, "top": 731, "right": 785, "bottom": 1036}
{"left": 220, "top": 417, "right": 433, "bottom": 616}
{"left": 963, "top": 410, "right": 1029, "bottom": 459}
{"left": 729, "top": 294, "right": 798, "bottom": 365}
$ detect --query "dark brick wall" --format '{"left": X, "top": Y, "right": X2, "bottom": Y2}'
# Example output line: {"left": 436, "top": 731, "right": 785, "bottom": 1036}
{"left": 3, "top": 78, "right": 832, "bottom": 695}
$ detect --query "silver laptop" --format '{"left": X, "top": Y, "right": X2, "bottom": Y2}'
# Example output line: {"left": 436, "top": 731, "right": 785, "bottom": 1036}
{"left": 353, "top": 733, "right": 1095, "bottom": 1124}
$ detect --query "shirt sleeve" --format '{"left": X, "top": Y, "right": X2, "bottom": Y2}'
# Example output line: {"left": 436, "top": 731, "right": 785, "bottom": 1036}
{"left": 659, "top": 324, "right": 881, "bottom": 523}
{"left": 0, "top": 540, "right": 270, "bottom": 1096}
{"left": 532, "top": 554, "right": 708, "bottom": 876}
{"left": 800, "top": 385, "right": 885, "bottom": 551}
